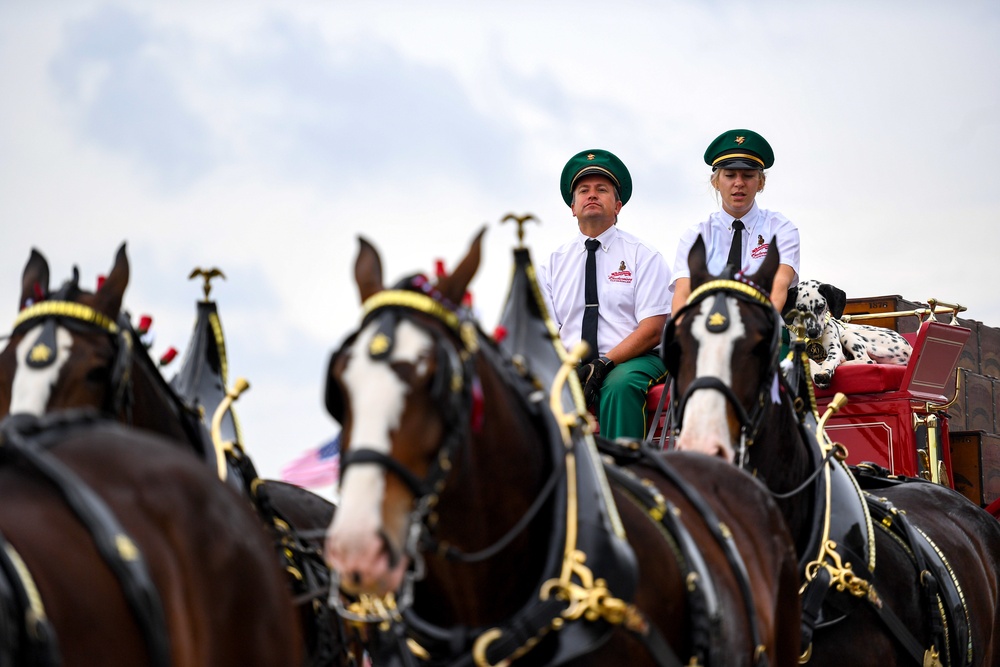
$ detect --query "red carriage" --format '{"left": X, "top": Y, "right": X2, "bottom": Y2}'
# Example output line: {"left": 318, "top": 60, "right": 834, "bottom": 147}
{"left": 796, "top": 296, "right": 1000, "bottom": 521}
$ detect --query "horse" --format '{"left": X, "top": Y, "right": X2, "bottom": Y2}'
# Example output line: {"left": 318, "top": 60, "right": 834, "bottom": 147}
{"left": 0, "top": 244, "right": 353, "bottom": 666}
{"left": 661, "top": 236, "right": 1000, "bottom": 666}
{"left": 322, "top": 230, "right": 802, "bottom": 666}
{"left": 0, "top": 410, "right": 301, "bottom": 666}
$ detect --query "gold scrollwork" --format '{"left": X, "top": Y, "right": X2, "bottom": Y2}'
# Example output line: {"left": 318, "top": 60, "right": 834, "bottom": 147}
{"left": 472, "top": 628, "right": 510, "bottom": 667}
{"left": 540, "top": 550, "right": 630, "bottom": 625}
{"left": 803, "top": 540, "right": 869, "bottom": 598}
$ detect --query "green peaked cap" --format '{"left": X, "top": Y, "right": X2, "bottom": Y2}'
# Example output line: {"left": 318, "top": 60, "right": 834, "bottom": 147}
{"left": 560, "top": 149, "right": 632, "bottom": 206}
{"left": 704, "top": 129, "right": 774, "bottom": 170}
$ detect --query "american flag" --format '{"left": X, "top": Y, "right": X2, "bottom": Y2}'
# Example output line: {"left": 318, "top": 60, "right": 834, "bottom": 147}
{"left": 280, "top": 432, "right": 340, "bottom": 490}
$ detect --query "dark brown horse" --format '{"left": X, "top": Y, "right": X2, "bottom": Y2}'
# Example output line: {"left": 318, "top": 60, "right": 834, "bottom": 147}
{"left": 0, "top": 245, "right": 351, "bottom": 666}
{"left": 662, "top": 236, "right": 1000, "bottom": 666}
{"left": 0, "top": 411, "right": 301, "bottom": 666}
{"left": 322, "top": 231, "right": 801, "bottom": 666}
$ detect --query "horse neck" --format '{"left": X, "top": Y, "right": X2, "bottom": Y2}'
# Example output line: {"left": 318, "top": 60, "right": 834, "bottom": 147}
{"left": 418, "top": 351, "right": 555, "bottom": 627}
{"left": 128, "top": 353, "right": 201, "bottom": 450}
{"left": 750, "top": 392, "right": 816, "bottom": 554}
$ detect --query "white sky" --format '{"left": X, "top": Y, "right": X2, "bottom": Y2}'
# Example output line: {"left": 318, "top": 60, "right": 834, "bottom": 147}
{"left": 1, "top": 1, "right": 998, "bottom": 483}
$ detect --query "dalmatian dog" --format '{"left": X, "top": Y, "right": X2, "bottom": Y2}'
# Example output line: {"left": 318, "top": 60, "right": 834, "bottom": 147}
{"left": 782, "top": 279, "right": 912, "bottom": 389}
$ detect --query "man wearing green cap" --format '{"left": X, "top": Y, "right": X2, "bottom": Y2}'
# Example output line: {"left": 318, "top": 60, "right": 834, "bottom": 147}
{"left": 538, "top": 149, "right": 672, "bottom": 441}
{"left": 670, "top": 129, "right": 800, "bottom": 314}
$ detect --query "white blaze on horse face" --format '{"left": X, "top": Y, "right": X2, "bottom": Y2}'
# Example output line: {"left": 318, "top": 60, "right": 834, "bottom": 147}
{"left": 9, "top": 324, "right": 73, "bottom": 416}
{"left": 675, "top": 299, "right": 744, "bottom": 461}
{"left": 326, "top": 318, "right": 431, "bottom": 594}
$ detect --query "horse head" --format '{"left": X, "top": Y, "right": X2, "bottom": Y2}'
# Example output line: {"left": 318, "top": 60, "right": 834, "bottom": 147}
{"left": 324, "top": 229, "right": 488, "bottom": 598}
{"left": 324, "top": 229, "right": 553, "bottom": 619}
{"left": 0, "top": 244, "right": 132, "bottom": 419}
{"left": 662, "top": 235, "right": 784, "bottom": 463}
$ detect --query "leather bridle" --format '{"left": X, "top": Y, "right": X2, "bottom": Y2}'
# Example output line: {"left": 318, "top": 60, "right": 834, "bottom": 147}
{"left": 662, "top": 276, "right": 783, "bottom": 466}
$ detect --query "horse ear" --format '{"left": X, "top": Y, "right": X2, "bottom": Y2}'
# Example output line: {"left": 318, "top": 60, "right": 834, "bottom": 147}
{"left": 688, "top": 235, "right": 711, "bottom": 287}
{"left": 355, "top": 237, "right": 384, "bottom": 304}
{"left": 820, "top": 283, "right": 847, "bottom": 320}
{"left": 438, "top": 227, "right": 486, "bottom": 307}
{"left": 95, "top": 242, "right": 130, "bottom": 316}
{"left": 20, "top": 248, "right": 50, "bottom": 310}
{"left": 747, "top": 235, "right": 780, "bottom": 294}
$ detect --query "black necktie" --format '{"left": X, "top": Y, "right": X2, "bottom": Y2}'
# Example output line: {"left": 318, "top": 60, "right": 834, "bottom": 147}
{"left": 727, "top": 219, "right": 745, "bottom": 272}
{"left": 582, "top": 238, "right": 601, "bottom": 363}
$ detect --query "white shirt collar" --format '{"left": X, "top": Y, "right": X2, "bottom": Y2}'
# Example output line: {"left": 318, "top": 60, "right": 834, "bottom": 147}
{"left": 577, "top": 225, "right": 619, "bottom": 252}
{"left": 720, "top": 201, "right": 761, "bottom": 230}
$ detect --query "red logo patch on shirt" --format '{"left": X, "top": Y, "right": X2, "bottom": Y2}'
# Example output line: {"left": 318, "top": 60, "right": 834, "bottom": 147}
{"left": 751, "top": 242, "right": 769, "bottom": 259}
{"left": 609, "top": 269, "right": 633, "bottom": 284}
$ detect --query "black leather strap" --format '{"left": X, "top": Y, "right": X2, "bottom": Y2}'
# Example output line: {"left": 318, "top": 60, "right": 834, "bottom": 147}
{"left": 0, "top": 415, "right": 171, "bottom": 667}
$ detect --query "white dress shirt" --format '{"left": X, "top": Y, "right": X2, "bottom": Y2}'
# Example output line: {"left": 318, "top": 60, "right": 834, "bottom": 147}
{"left": 538, "top": 225, "right": 672, "bottom": 357}
{"left": 670, "top": 201, "right": 800, "bottom": 287}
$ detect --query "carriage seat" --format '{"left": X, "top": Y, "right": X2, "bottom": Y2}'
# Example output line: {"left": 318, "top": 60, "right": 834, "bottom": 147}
{"left": 813, "top": 320, "right": 968, "bottom": 403}
{"left": 811, "top": 344, "right": 911, "bottom": 397}
{"left": 585, "top": 383, "right": 669, "bottom": 437}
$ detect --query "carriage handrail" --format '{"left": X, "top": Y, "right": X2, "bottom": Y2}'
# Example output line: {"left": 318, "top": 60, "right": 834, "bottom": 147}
{"left": 841, "top": 300, "right": 966, "bottom": 326}
{"left": 210, "top": 377, "right": 250, "bottom": 482}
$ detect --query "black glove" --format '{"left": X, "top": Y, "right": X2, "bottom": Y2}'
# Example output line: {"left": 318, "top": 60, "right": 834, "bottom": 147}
{"left": 576, "top": 356, "right": 615, "bottom": 407}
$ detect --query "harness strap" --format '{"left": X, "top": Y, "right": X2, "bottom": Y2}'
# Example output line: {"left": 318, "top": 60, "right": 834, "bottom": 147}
{"left": 637, "top": 447, "right": 770, "bottom": 667}
{"left": 866, "top": 496, "right": 956, "bottom": 666}
{"left": 603, "top": 462, "right": 711, "bottom": 667}
{"left": 863, "top": 583, "right": 935, "bottom": 666}
{"left": 0, "top": 531, "right": 60, "bottom": 667}
{"left": 0, "top": 414, "right": 172, "bottom": 667}
{"left": 342, "top": 448, "right": 431, "bottom": 499}
{"left": 798, "top": 566, "right": 829, "bottom": 658}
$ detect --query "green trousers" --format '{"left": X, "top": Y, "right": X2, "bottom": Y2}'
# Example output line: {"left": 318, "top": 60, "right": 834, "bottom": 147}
{"left": 597, "top": 352, "right": 667, "bottom": 441}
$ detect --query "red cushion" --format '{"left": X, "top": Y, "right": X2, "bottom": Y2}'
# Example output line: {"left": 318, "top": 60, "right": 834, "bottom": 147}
{"left": 814, "top": 364, "right": 906, "bottom": 398}
{"left": 646, "top": 383, "right": 668, "bottom": 410}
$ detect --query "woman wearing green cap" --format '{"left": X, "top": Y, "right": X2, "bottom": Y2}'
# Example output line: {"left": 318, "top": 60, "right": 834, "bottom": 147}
{"left": 669, "top": 129, "right": 800, "bottom": 314}
{"left": 538, "top": 149, "right": 672, "bottom": 441}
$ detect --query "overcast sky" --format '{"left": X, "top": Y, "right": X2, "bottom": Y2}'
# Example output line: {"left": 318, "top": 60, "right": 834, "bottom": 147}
{"left": 1, "top": 1, "right": 998, "bottom": 484}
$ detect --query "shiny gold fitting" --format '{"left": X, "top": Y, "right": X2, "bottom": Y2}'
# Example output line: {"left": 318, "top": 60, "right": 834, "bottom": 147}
{"left": 115, "top": 535, "right": 139, "bottom": 561}
{"left": 406, "top": 638, "right": 431, "bottom": 660}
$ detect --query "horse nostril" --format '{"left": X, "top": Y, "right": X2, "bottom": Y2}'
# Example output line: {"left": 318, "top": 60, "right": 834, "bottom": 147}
{"left": 349, "top": 571, "right": 362, "bottom": 586}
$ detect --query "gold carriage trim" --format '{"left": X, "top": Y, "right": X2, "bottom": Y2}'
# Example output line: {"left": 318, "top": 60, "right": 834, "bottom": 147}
{"left": 13, "top": 301, "right": 119, "bottom": 335}
{"left": 362, "top": 290, "right": 461, "bottom": 333}
{"left": 687, "top": 279, "right": 770, "bottom": 308}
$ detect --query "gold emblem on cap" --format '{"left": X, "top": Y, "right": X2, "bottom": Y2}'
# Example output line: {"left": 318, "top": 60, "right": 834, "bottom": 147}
{"left": 586, "top": 153, "right": 596, "bottom": 160}
{"left": 708, "top": 313, "right": 727, "bottom": 327}
{"left": 735, "top": 136, "right": 746, "bottom": 144}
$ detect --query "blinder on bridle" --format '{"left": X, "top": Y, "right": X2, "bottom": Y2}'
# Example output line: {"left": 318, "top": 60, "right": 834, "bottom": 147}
{"left": 11, "top": 295, "right": 134, "bottom": 419}
{"left": 324, "top": 274, "right": 478, "bottom": 500}
{"left": 661, "top": 276, "right": 783, "bottom": 464}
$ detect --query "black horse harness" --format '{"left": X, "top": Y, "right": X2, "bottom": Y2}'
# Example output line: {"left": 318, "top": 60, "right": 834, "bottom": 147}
{"left": 326, "top": 276, "right": 727, "bottom": 667}
{"left": 0, "top": 412, "right": 171, "bottom": 667}
{"left": 663, "top": 276, "right": 971, "bottom": 666}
